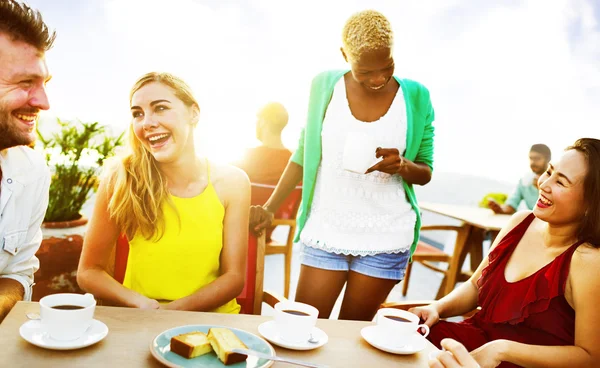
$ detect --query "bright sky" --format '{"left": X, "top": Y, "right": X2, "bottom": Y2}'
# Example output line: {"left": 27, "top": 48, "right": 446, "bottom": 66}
{"left": 31, "top": 0, "right": 599, "bottom": 184}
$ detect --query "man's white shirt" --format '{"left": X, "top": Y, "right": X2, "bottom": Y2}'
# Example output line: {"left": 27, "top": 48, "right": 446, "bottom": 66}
{"left": 0, "top": 146, "right": 50, "bottom": 301}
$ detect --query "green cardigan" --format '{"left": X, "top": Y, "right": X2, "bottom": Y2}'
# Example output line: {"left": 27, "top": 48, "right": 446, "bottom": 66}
{"left": 291, "top": 70, "right": 436, "bottom": 258}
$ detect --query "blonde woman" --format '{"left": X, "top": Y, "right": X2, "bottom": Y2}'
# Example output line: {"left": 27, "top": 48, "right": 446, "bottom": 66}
{"left": 77, "top": 73, "right": 250, "bottom": 312}
{"left": 251, "top": 10, "right": 435, "bottom": 321}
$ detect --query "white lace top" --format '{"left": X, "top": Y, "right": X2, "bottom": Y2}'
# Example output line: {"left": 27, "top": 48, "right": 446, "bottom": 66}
{"left": 300, "top": 79, "right": 416, "bottom": 256}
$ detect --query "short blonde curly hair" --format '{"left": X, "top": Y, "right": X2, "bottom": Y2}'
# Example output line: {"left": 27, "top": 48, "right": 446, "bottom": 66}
{"left": 342, "top": 10, "right": 393, "bottom": 62}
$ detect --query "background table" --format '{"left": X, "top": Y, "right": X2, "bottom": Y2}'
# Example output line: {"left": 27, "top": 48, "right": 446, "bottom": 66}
{"left": 419, "top": 202, "right": 511, "bottom": 297}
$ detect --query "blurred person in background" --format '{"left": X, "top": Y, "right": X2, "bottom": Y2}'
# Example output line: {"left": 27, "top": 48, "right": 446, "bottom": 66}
{"left": 488, "top": 144, "right": 551, "bottom": 214}
{"left": 234, "top": 102, "right": 292, "bottom": 185}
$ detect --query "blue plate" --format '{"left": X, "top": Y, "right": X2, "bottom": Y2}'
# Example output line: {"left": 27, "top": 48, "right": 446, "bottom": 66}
{"left": 150, "top": 324, "right": 274, "bottom": 368}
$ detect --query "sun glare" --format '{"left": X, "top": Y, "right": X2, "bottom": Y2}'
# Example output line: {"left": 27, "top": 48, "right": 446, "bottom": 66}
{"left": 32, "top": 0, "right": 598, "bottom": 182}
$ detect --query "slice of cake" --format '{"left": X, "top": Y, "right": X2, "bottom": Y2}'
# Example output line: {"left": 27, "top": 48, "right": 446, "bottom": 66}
{"left": 207, "top": 328, "right": 248, "bottom": 365}
{"left": 170, "top": 331, "right": 213, "bottom": 359}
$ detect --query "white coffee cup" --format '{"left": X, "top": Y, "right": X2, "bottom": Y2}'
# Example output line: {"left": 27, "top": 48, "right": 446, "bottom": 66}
{"left": 342, "top": 131, "right": 382, "bottom": 174}
{"left": 375, "top": 308, "right": 429, "bottom": 345}
{"left": 39, "top": 293, "right": 96, "bottom": 341}
{"left": 273, "top": 301, "right": 319, "bottom": 343}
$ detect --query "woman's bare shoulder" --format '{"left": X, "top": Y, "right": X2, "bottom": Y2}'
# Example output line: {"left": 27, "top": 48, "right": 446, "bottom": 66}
{"left": 508, "top": 210, "right": 532, "bottom": 226}
{"left": 210, "top": 162, "right": 249, "bottom": 184}
{"left": 488, "top": 210, "right": 532, "bottom": 251}
{"left": 568, "top": 243, "right": 600, "bottom": 310}
{"left": 497, "top": 210, "right": 532, "bottom": 236}
{"left": 571, "top": 243, "right": 600, "bottom": 271}
{"left": 209, "top": 161, "right": 250, "bottom": 203}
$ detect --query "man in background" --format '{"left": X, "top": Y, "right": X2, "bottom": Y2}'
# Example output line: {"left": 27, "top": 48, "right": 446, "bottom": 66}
{"left": 0, "top": 0, "right": 53, "bottom": 321}
{"left": 234, "top": 102, "right": 292, "bottom": 185}
{"left": 489, "top": 144, "right": 551, "bottom": 214}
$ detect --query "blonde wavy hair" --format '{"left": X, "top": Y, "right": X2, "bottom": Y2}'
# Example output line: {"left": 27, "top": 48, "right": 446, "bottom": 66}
{"left": 342, "top": 10, "right": 394, "bottom": 62}
{"left": 106, "top": 72, "right": 199, "bottom": 240}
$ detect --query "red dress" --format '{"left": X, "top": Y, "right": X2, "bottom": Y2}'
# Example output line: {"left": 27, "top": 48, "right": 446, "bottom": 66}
{"left": 427, "top": 214, "right": 582, "bottom": 368}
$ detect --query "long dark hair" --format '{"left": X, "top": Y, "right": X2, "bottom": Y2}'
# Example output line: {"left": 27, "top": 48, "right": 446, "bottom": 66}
{"left": 567, "top": 138, "right": 600, "bottom": 247}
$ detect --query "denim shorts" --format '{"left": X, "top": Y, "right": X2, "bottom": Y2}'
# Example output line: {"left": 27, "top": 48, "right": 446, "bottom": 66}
{"left": 300, "top": 244, "right": 411, "bottom": 281}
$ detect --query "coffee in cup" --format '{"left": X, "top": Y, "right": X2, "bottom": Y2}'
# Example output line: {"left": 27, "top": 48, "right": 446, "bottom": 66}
{"left": 273, "top": 301, "right": 319, "bottom": 343}
{"left": 282, "top": 309, "right": 310, "bottom": 316}
{"left": 39, "top": 293, "right": 96, "bottom": 341}
{"left": 375, "top": 308, "right": 429, "bottom": 345}
{"left": 51, "top": 305, "right": 85, "bottom": 310}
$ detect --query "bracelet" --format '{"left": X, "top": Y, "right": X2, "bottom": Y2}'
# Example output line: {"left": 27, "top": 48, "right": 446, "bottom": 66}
{"left": 397, "top": 157, "right": 406, "bottom": 174}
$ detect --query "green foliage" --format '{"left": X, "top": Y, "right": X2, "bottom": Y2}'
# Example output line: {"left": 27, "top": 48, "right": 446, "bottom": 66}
{"left": 37, "top": 118, "right": 124, "bottom": 222}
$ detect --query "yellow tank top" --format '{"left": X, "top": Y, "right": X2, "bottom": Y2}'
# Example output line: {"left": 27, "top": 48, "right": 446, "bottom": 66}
{"left": 123, "top": 161, "right": 240, "bottom": 314}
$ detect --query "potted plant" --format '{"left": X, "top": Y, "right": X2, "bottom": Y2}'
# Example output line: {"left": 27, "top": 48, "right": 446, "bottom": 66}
{"left": 32, "top": 118, "right": 123, "bottom": 300}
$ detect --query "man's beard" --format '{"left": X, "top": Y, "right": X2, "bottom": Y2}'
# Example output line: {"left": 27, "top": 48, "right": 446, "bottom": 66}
{"left": 0, "top": 103, "right": 36, "bottom": 150}
{"left": 531, "top": 166, "right": 544, "bottom": 175}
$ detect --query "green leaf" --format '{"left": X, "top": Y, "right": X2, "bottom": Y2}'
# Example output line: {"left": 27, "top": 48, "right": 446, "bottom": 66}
{"left": 38, "top": 118, "right": 124, "bottom": 222}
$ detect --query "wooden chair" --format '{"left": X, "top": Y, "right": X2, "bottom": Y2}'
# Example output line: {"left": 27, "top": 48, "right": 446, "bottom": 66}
{"left": 403, "top": 225, "right": 470, "bottom": 299}
{"left": 112, "top": 232, "right": 284, "bottom": 315}
{"left": 236, "top": 232, "right": 286, "bottom": 314}
{"left": 250, "top": 183, "right": 303, "bottom": 299}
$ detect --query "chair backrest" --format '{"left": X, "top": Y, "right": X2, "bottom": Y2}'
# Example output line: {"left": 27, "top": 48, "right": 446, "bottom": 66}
{"left": 250, "top": 183, "right": 302, "bottom": 242}
{"left": 113, "top": 232, "right": 267, "bottom": 315}
{"left": 114, "top": 234, "right": 129, "bottom": 284}
{"left": 236, "top": 232, "right": 266, "bottom": 314}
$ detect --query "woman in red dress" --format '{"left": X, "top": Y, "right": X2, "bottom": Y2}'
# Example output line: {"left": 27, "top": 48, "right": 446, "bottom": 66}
{"left": 412, "top": 138, "right": 600, "bottom": 368}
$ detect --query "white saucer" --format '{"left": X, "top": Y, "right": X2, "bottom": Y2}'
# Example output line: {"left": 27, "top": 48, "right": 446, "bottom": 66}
{"left": 258, "top": 320, "right": 328, "bottom": 350}
{"left": 361, "top": 325, "right": 426, "bottom": 355}
{"left": 20, "top": 319, "right": 108, "bottom": 350}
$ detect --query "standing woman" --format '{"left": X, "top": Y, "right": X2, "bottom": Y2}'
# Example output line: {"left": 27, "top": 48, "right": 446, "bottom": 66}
{"left": 251, "top": 10, "right": 435, "bottom": 321}
{"left": 78, "top": 72, "right": 250, "bottom": 312}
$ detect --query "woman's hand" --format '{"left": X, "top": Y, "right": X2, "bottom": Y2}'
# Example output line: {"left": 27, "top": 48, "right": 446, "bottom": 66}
{"left": 429, "top": 339, "right": 481, "bottom": 368}
{"left": 365, "top": 148, "right": 405, "bottom": 175}
{"left": 133, "top": 296, "right": 160, "bottom": 310}
{"left": 249, "top": 205, "right": 274, "bottom": 235}
{"left": 409, "top": 304, "right": 441, "bottom": 327}
{"left": 469, "top": 340, "right": 506, "bottom": 368}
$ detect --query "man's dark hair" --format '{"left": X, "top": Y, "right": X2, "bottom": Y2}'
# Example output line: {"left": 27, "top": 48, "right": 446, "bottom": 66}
{"left": 0, "top": 0, "right": 56, "bottom": 51}
{"left": 530, "top": 143, "right": 551, "bottom": 161}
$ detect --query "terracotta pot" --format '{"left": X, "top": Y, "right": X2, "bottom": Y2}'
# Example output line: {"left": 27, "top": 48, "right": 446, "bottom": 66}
{"left": 42, "top": 216, "right": 88, "bottom": 229}
{"left": 32, "top": 216, "right": 88, "bottom": 301}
